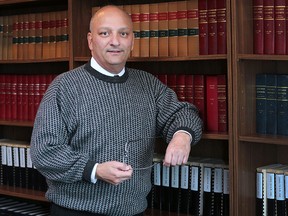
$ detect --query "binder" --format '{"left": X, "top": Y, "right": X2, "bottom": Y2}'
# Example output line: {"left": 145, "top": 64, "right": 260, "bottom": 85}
{"left": 170, "top": 165, "right": 180, "bottom": 212}
{"left": 152, "top": 155, "right": 162, "bottom": 209}
{"left": 161, "top": 165, "right": 170, "bottom": 211}
{"left": 223, "top": 164, "right": 230, "bottom": 216}
{"left": 179, "top": 163, "right": 190, "bottom": 214}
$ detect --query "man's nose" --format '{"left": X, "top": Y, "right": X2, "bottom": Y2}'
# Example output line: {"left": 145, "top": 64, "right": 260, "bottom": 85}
{"left": 110, "top": 34, "right": 120, "bottom": 46}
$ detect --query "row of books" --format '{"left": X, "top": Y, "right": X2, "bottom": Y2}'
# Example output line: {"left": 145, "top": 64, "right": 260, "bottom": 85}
{"left": 0, "top": 10, "right": 69, "bottom": 61}
{"left": 92, "top": 0, "right": 227, "bottom": 58}
{"left": 256, "top": 163, "right": 288, "bottom": 216}
{"left": 256, "top": 74, "right": 288, "bottom": 136}
{"left": 156, "top": 74, "right": 228, "bottom": 133}
{"left": 0, "top": 139, "right": 47, "bottom": 192}
{"left": 0, "top": 196, "right": 49, "bottom": 215}
{"left": 0, "top": 74, "right": 56, "bottom": 121}
{"left": 147, "top": 155, "right": 229, "bottom": 215}
{"left": 253, "top": 0, "right": 288, "bottom": 55}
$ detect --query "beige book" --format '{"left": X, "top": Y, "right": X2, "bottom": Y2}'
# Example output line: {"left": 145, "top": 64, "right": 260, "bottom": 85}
{"left": 149, "top": 3, "right": 159, "bottom": 57}
{"left": 168, "top": 1, "right": 178, "bottom": 57}
{"left": 140, "top": 4, "right": 149, "bottom": 57}
{"left": 11, "top": 15, "right": 18, "bottom": 60}
{"left": 28, "top": 13, "right": 36, "bottom": 60}
{"left": 177, "top": 1, "right": 188, "bottom": 57}
{"left": 49, "top": 11, "right": 56, "bottom": 59}
{"left": 2, "top": 15, "right": 9, "bottom": 60}
{"left": 60, "top": 10, "right": 69, "bottom": 58}
{"left": 22, "top": 13, "right": 29, "bottom": 59}
{"left": 131, "top": 4, "right": 140, "bottom": 57}
{"left": 42, "top": 12, "right": 50, "bottom": 59}
{"left": 35, "top": 12, "right": 42, "bottom": 60}
{"left": 0, "top": 16, "right": 3, "bottom": 60}
{"left": 7, "top": 15, "right": 14, "bottom": 60}
{"left": 158, "top": 2, "right": 168, "bottom": 57}
{"left": 187, "top": 0, "right": 199, "bottom": 56}
{"left": 55, "top": 11, "right": 62, "bottom": 58}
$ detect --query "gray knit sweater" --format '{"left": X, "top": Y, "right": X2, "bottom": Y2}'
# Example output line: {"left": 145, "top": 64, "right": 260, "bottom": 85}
{"left": 30, "top": 62, "right": 202, "bottom": 215}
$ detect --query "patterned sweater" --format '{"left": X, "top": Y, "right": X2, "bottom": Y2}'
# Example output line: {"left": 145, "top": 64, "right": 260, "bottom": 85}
{"left": 30, "top": 62, "right": 202, "bottom": 215}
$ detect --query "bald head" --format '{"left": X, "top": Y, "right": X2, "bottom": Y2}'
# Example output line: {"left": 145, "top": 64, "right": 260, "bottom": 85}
{"left": 90, "top": 5, "right": 133, "bottom": 32}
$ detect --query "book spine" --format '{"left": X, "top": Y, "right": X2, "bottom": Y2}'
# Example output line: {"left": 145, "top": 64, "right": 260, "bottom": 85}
{"left": 216, "top": 0, "right": 226, "bottom": 54}
{"left": 7, "top": 15, "right": 14, "bottom": 60}
{"left": 0, "top": 16, "right": 3, "bottom": 60}
{"left": 277, "top": 75, "right": 288, "bottom": 135}
{"left": 176, "top": 74, "right": 186, "bottom": 102}
{"left": 168, "top": 1, "right": 178, "bottom": 57}
{"left": 185, "top": 74, "right": 194, "bottom": 104}
{"left": 263, "top": 0, "right": 275, "bottom": 54}
{"left": 223, "top": 168, "right": 229, "bottom": 216}
{"left": 206, "top": 75, "right": 218, "bottom": 132}
{"left": 170, "top": 165, "right": 180, "bottom": 213}
{"left": 12, "top": 15, "right": 18, "bottom": 60}
{"left": 187, "top": 0, "right": 199, "bottom": 56}
{"left": 28, "top": 75, "right": 35, "bottom": 121}
{"left": 198, "top": 0, "right": 208, "bottom": 55}
{"left": 213, "top": 167, "right": 223, "bottom": 216}
{"left": 35, "top": 13, "right": 43, "bottom": 60}
{"left": 55, "top": 11, "right": 62, "bottom": 58}
{"left": 274, "top": 0, "right": 286, "bottom": 54}
{"left": 28, "top": 13, "right": 36, "bottom": 60}
{"left": 140, "top": 4, "right": 150, "bottom": 57}
{"left": 203, "top": 166, "right": 214, "bottom": 215}
{"left": 131, "top": 4, "right": 140, "bottom": 57}
{"left": 10, "top": 75, "right": 17, "bottom": 121}
{"left": 266, "top": 171, "right": 276, "bottom": 216}
{"left": 0, "top": 75, "right": 5, "bottom": 120}
{"left": 194, "top": 75, "right": 206, "bottom": 129}
{"left": 256, "top": 171, "right": 264, "bottom": 216}
{"left": 189, "top": 165, "right": 201, "bottom": 215}
{"left": 5, "top": 75, "right": 12, "bottom": 120}
{"left": 2, "top": 16, "right": 9, "bottom": 60}
{"left": 179, "top": 164, "right": 190, "bottom": 214}
{"left": 275, "top": 172, "right": 285, "bottom": 216}
{"left": 285, "top": 172, "right": 288, "bottom": 216}
{"left": 152, "top": 162, "right": 161, "bottom": 209}
{"left": 256, "top": 74, "right": 267, "bottom": 134}
{"left": 22, "top": 14, "right": 29, "bottom": 60}
{"left": 207, "top": 0, "right": 217, "bottom": 54}
{"left": 161, "top": 165, "right": 171, "bottom": 211}
{"left": 61, "top": 11, "right": 69, "bottom": 58}
{"left": 49, "top": 12, "right": 56, "bottom": 59}
{"left": 177, "top": 1, "right": 188, "bottom": 57}
{"left": 149, "top": 4, "right": 159, "bottom": 57}
{"left": 217, "top": 74, "right": 227, "bottom": 132}
{"left": 42, "top": 12, "right": 50, "bottom": 59}
{"left": 266, "top": 74, "right": 277, "bottom": 135}
{"left": 253, "top": 0, "right": 264, "bottom": 54}
{"left": 158, "top": 2, "right": 169, "bottom": 57}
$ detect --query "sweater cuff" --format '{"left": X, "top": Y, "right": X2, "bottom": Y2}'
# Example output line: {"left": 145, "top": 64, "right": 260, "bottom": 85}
{"left": 83, "top": 160, "right": 97, "bottom": 182}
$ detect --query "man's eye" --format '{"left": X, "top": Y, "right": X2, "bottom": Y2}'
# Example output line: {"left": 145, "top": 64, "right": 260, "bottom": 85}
{"left": 120, "top": 32, "right": 128, "bottom": 37}
{"left": 100, "top": 32, "right": 109, "bottom": 36}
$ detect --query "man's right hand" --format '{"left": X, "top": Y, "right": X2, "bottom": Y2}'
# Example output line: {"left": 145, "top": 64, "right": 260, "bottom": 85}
{"left": 96, "top": 161, "right": 133, "bottom": 185}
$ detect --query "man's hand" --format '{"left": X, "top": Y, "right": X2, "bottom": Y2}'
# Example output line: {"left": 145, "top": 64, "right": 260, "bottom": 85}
{"left": 163, "top": 132, "right": 191, "bottom": 166}
{"left": 96, "top": 161, "right": 133, "bottom": 185}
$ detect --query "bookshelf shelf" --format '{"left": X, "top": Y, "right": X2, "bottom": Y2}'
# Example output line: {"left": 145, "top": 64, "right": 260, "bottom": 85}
{"left": 0, "top": 58, "right": 69, "bottom": 64}
{"left": 0, "top": 186, "right": 46, "bottom": 202}
{"left": 237, "top": 54, "right": 288, "bottom": 61}
{"left": 239, "top": 135, "right": 288, "bottom": 146}
{"left": 0, "top": 120, "right": 33, "bottom": 127}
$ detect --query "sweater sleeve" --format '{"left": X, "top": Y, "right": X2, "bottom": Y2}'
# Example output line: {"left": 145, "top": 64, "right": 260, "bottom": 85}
{"left": 30, "top": 74, "right": 91, "bottom": 183}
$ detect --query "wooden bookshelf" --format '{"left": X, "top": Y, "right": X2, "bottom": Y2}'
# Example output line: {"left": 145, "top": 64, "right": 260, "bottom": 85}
{"left": 231, "top": 0, "right": 288, "bottom": 215}
{"left": 0, "top": 0, "right": 233, "bottom": 215}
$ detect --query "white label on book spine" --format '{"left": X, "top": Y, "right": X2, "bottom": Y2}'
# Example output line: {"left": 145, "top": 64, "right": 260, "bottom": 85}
{"left": 153, "top": 163, "right": 161, "bottom": 186}
{"left": 27, "top": 148, "right": 33, "bottom": 168}
{"left": 13, "top": 147, "right": 19, "bottom": 167}
{"left": 223, "top": 169, "right": 229, "bottom": 195}
{"left": 19, "top": 147, "right": 26, "bottom": 168}
{"left": 214, "top": 168, "right": 223, "bottom": 193}
{"left": 256, "top": 172, "right": 263, "bottom": 199}
{"left": 6, "top": 146, "right": 12, "bottom": 166}
{"left": 285, "top": 175, "right": 288, "bottom": 199}
{"left": 276, "top": 174, "right": 284, "bottom": 201}
{"left": 191, "top": 166, "right": 199, "bottom": 191}
{"left": 162, "top": 166, "right": 170, "bottom": 187}
{"left": 1, "top": 146, "right": 7, "bottom": 165}
{"left": 266, "top": 173, "right": 275, "bottom": 199}
{"left": 181, "top": 165, "right": 189, "bottom": 189}
{"left": 204, "top": 167, "right": 212, "bottom": 192}
{"left": 171, "top": 165, "right": 179, "bottom": 188}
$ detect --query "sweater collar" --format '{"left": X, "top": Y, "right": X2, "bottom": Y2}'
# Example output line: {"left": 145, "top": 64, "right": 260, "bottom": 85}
{"left": 84, "top": 60, "right": 129, "bottom": 83}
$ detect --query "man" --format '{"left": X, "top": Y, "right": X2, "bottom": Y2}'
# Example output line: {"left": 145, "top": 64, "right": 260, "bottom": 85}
{"left": 31, "top": 5, "right": 202, "bottom": 216}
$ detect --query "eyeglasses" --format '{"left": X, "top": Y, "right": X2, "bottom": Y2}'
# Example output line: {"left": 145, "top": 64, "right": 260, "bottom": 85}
{"left": 123, "top": 136, "right": 161, "bottom": 171}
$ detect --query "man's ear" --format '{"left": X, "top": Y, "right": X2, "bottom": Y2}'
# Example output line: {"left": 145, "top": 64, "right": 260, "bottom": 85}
{"left": 87, "top": 32, "right": 93, "bottom": 50}
{"left": 130, "top": 34, "right": 134, "bottom": 51}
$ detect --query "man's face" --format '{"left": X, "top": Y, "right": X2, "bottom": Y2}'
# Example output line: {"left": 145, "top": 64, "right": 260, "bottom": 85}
{"left": 87, "top": 7, "right": 134, "bottom": 73}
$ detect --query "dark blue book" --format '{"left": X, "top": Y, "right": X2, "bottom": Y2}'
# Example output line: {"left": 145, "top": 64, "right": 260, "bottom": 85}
{"left": 256, "top": 74, "right": 267, "bottom": 134}
{"left": 277, "top": 74, "right": 288, "bottom": 136}
{"left": 266, "top": 74, "right": 277, "bottom": 135}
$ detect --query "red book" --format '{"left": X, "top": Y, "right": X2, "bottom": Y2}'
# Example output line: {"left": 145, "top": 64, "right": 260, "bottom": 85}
{"left": 198, "top": 0, "right": 208, "bottom": 55}
{"left": 207, "top": 0, "right": 217, "bottom": 54}
{"left": 263, "top": 0, "right": 275, "bottom": 54}
{"left": 34, "top": 75, "right": 41, "bottom": 119}
{"left": 28, "top": 75, "right": 35, "bottom": 121}
{"left": 193, "top": 75, "right": 206, "bottom": 128}
{"left": 22, "top": 75, "right": 29, "bottom": 121}
{"left": 157, "top": 74, "right": 168, "bottom": 85}
{"left": 286, "top": 0, "right": 288, "bottom": 54}
{"left": 17, "top": 75, "right": 24, "bottom": 121}
{"left": 176, "top": 75, "right": 186, "bottom": 101}
{"left": 185, "top": 74, "right": 194, "bottom": 104}
{"left": 167, "top": 74, "right": 177, "bottom": 93}
{"left": 0, "top": 75, "right": 6, "bottom": 120}
{"left": 274, "top": 0, "right": 286, "bottom": 54}
{"left": 206, "top": 75, "right": 218, "bottom": 132}
{"left": 216, "top": 0, "right": 226, "bottom": 54}
{"left": 39, "top": 74, "right": 47, "bottom": 101}
{"left": 11, "top": 75, "right": 17, "bottom": 121}
{"left": 253, "top": 0, "right": 264, "bottom": 54}
{"left": 217, "top": 75, "right": 227, "bottom": 132}
{"left": 5, "top": 75, "right": 12, "bottom": 120}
